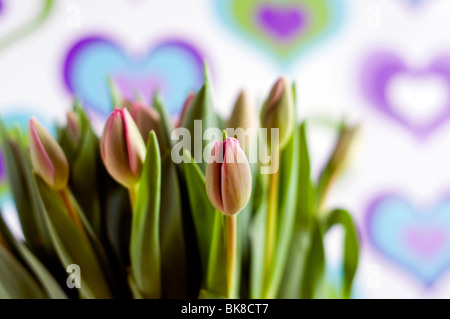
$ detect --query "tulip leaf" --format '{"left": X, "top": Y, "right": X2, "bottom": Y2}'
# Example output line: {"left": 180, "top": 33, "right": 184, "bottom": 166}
{"left": 205, "top": 211, "right": 228, "bottom": 298}
{"left": 0, "top": 123, "right": 53, "bottom": 256}
{"left": 278, "top": 122, "right": 316, "bottom": 298}
{"left": 0, "top": 213, "right": 67, "bottom": 299}
{"left": 198, "top": 288, "right": 227, "bottom": 299}
{"left": 130, "top": 131, "right": 161, "bottom": 299}
{"left": 0, "top": 245, "right": 47, "bottom": 299}
{"left": 248, "top": 195, "right": 267, "bottom": 299}
{"left": 59, "top": 104, "right": 102, "bottom": 236}
{"left": 300, "top": 218, "right": 326, "bottom": 299}
{"left": 263, "top": 120, "right": 299, "bottom": 298}
{"left": 181, "top": 150, "right": 215, "bottom": 277}
{"left": 180, "top": 65, "right": 220, "bottom": 172}
{"left": 153, "top": 93, "right": 174, "bottom": 153}
{"left": 323, "top": 209, "right": 359, "bottom": 299}
{"left": 107, "top": 77, "right": 122, "bottom": 110}
{"left": 159, "top": 154, "right": 187, "bottom": 298}
{"left": 33, "top": 173, "right": 113, "bottom": 299}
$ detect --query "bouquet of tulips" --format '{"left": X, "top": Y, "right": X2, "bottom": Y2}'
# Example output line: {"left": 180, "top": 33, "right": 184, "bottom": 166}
{"left": 0, "top": 69, "right": 359, "bottom": 299}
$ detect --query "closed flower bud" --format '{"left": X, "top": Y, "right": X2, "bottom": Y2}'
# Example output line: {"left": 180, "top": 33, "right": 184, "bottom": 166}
{"left": 100, "top": 108, "right": 146, "bottom": 189}
{"left": 29, "top": 117, "right": 69, "bottom": 190}
{"left": 205, "top": 137, "right": 252, "bottom": 216}
{"left": 328, "top": 124, "right": 361, "bottom": 176}
{"left": 127, "top": 101, "right": 161, "bottom": 144}
{"left": 177, "top": 92, "right": 195, "bottom": 128}
{"left": 260, "top": 77, "right": 294, "bottom": 149}
{"left": 66, "top": 111, "right": 81, "bottom": 148}
{"left": 226, "top": 90, "right": 258, "bottom": 154}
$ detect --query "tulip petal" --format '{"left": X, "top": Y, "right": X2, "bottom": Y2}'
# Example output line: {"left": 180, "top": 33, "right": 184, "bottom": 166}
{"left": 29, "top": 118, "right": 55, "bottom": 186}
{"left": 122, "top": 108, "right": 146, "bottom": 176}
{"left": 221, "top": 138, "right": 251, "bottom": 216}
{"left": 101, "top": 109, "right": 136, "bottom": 188}
{"left": 205, "top": 141, "right": 224, "bottom": 213}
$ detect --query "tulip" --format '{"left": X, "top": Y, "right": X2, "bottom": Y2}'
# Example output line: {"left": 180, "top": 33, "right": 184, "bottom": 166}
{"left": 316, "top": 124, "right": 360, "bottom": 211}
{"left": 260, "top": 77, "right": 294, "bottom": 149}
{"left": 127, "top": 101, "right": 161, "bottom": 145}
{"left": 205, "top": 137, "right": 252, "bottom": 216}
{"left": 29, "top": 117, "right": 69, "bottom": 190}
{"left": 66, "top": 111, "right": 81, "bottom": 148}
{"left": 177, "top": 92, "right": 195, "bottom": 128}
{"left": 226, "top": 90, "right": 258, "bottom": 154}
{"left": 100, "top": 108, "right": 146, "bottom": 189}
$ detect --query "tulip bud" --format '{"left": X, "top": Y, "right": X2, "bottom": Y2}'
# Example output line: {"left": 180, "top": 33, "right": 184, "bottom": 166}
{"left": 100, "top": 108, "right": 146, "bottom": 189}
{"left": 177, "top": 92, "right": 195, "bottom": 128}
{"left": 327, "top": 124, "right": 361, "bottom": 176}
{"left": 260, "top": 77, "right": 295, "bottom": 149}
{"left": 66, "top": 111, "right": 81, "bottom": 148}
{"left": 205, "top": 137, "right": 252, "bottom": 216}
{"left": 29, "top": 117, "right": 69, "bottom": 190}
{"left": 226, "top": 90, "right": 258, "bottom": 154}
{"left": 127, "top": 101, "right": 161, "bottom": 145}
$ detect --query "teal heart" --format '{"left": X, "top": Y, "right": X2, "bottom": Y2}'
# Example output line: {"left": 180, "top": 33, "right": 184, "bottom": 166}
{"left": 216, "top": 0, "right": 346, "bottom": 66}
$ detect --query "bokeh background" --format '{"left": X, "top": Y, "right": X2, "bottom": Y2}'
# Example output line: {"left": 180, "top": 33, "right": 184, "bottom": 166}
{"left": 2, "top": 0, "right": 450, "bottom": 298}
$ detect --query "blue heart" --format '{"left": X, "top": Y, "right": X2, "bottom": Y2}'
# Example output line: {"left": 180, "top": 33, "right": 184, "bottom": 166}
{"left": 366, "top": 193, "right": 450, "bottom": 285}
{"left": 63, "top": 36, "right": 205, "bottom": 116}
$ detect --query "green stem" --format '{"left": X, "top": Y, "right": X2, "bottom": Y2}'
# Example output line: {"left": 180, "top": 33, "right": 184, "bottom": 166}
{"left": 60, "top": 187, "right": 84, "bottom": 234}
{"left": 226, "top": 215, "right": 237, "bottom": 298}
{"left": 128, "top": 185, "right": 137, "bottom": 212}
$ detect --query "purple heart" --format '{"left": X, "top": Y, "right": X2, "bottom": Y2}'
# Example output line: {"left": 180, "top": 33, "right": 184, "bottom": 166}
{"left": 361, "top": 52, "right": 450, "bottom": 138}
{"left": 256, "top": 4, "right": 307, "bottom": 42}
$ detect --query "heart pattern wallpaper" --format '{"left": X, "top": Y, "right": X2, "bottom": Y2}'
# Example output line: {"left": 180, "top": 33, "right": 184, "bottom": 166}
{"left": 1, "top": 0, "right": 450, "bottom": 302}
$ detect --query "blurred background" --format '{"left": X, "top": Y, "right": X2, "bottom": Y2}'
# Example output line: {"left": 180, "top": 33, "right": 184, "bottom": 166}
{"left": 2, "top": 0, "right": 450, "bottom": 298}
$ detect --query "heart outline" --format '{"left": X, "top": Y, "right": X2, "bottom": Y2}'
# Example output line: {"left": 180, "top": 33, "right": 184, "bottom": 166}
{"left": 63, "top": 35, "right": 205, "bottom": 117}
{"left": 215, "top": 0, "right": 346, "bottom": 67}
{"left": 361, "top": 51, "right": 450, "bottom": 139}
{"left": 365, "top": 192, "right": 450, "bottom": 285}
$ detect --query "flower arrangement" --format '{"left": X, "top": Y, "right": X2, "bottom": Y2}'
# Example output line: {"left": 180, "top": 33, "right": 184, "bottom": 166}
{"left": 0, "top": 70, "right": 359, "bottom": 299}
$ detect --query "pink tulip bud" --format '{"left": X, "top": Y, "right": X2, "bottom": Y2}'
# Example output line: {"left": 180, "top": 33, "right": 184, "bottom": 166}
{"left": 127, "top": 101, "right": 160, "bottom": 144}
{"left": 100, "top": 108, "right": 146, "bottom": 188}
{"left": 177, "top": 92, "right": 195, "bottom": 127}
{"left": 66, "top": 111, "right": 81, "bottom": 147}
{"left": 205, "top": 137, "right": 252, "bottom": 216}
{"left": 29, "top": 117, "right": 69, "bottom": 190}
{"left": 260, "top": 77, "right": 295, "bottom": 149}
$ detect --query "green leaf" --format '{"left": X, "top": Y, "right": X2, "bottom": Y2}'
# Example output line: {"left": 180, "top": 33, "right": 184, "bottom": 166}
{"left": 248, "top": 195, "right": 267, "bottom": 299}
{"left": 159, "top": 154, "right": 187, "bottom": 298}
{"left": 323, "top": 209, "right": 359, "bottom": 299}
{"left": 180, "top": 65, "right": 220, "bottom": 172}
{"left": 59, "top": 103, "right": 102, "bottom": 236}
{"left": 0, "top": 122, "right": 53, "bottom": 256}
{"left": 205, "top": 211, "right": 228, "bottom": 298}
{"left": 300, "top": 218, "right": 326, "bottom": 299}
{"left": 181, "top": 150, "right": 215, "bottom": 276}
{"left": 0, "top": 245, "right": 47, "bottom": 299}
{"left": 107, "top": 77, "right": 122, "bottom": 110}
{"left": 277, "top": 229, "right": 310, "bottom": 298}
{"left": 33, "top": 174, "right": 113, "bottom": 299}
{"left": 130, "top": 131, "right": 161, "bottom": 298}
{"left": 153, "top": 93, "right": 175, "bottom": 153}
{"left": 278, "top": 122, "right": 316, "bottom": 298}
{"left": 263, "top": 120, "right": 299, "bottom": 298}
{"left": 0, "top": 213, "right": 67, "bottom": 299}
